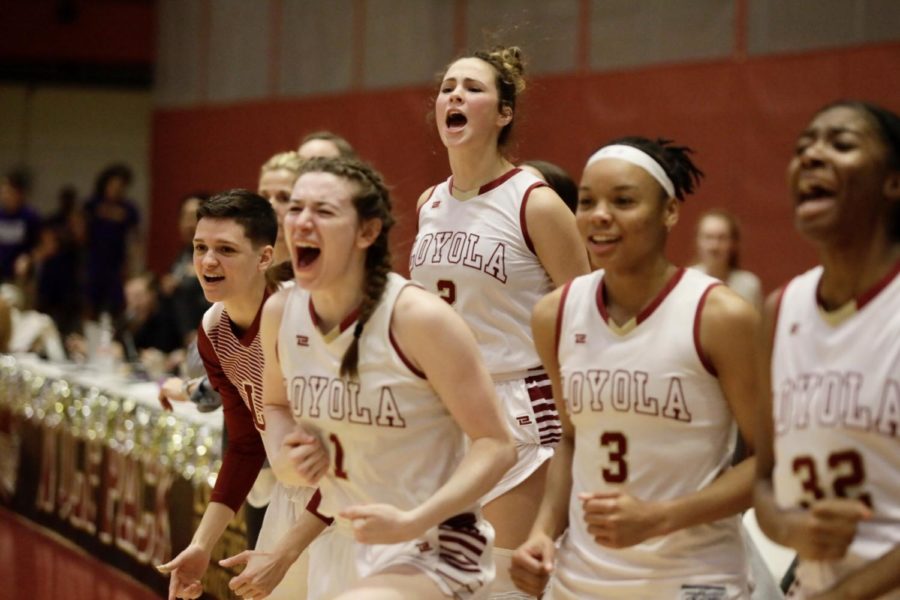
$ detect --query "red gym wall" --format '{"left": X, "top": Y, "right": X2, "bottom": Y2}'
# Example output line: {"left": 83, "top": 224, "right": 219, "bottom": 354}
{"left": 150, "top": 41, "right": 900, "bottom": 291}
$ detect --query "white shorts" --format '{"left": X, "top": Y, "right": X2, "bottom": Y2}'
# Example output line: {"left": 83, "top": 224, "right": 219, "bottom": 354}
{"left": 483, "top": 372, "right": 558, "bottom": 505}
{"left": 549, "top": 573, "right": 749, "bottom": 600}
{"left": 254, "top": 482, "right": 316, "bottom": 600}
{"left": 308, "top": 512, "right": 495, "bottom": 600}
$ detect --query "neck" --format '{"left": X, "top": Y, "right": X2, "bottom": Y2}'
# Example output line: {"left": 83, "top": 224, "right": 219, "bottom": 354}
{"left": 816, "top": 232, "right": 900, "bottom": 309}
{"left": 223, "top": 280, "right": 267, "bottom": 330}
{"left": 309, "top": 260, "right": 368, "bottom": 332}
{"left": 273, "top": 239, "right": 291, "bottom": 264}
{"left": 447, "top": 144, "right": 511, "bottom": 195}
{"left": 602, "top": 256, "right": 677, "bottom": 320}
{"left": 704, "top": 262, "right": 730, "bottom": 281}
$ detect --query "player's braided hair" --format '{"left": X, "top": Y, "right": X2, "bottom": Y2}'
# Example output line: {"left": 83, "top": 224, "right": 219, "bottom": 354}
{"left": 296, "top": 157, "right": 395, "bottom": 379}
{"left": 604, "top": 136, "right": 704, "bottom": 202}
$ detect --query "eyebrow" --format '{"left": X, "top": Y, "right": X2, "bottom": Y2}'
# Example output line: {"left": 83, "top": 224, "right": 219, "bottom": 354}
{"left": 800, "top": 125, "right": 864, "bottom": 137}
{"left": 441, "top": 76, "right": 485, "bottom": 86}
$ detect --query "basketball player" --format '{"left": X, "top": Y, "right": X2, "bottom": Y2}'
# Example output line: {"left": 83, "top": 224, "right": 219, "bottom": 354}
{"left": 754, "top": 101, "right": 900, "bottom": 599}
{"left": 157, "top": 191, "right": 321, "bottom": 600}
{"left": 410, "top": 46, "right": 589, "bottom": 598}
{"left": 259, "top": 150, "right": 304, "bottom": 267}
{"left": 511, "top": 138, "right": 759, "bottom": 598}
{"left": 262, "top": 157, "right": 516, "bottom": 599}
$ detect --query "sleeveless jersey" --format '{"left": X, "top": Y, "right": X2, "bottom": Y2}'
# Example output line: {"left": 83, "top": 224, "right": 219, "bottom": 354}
{"left": 554, "top": 268, "right": 746, "bottom": 594}
{"left": 277, "top": 273, "right": 473, "bottom": 524}
{"left": 772, "top": 264, "right": 900, "bottom": 598}
{"left": 410, "top": 168, "right": 553, "bottom": 376}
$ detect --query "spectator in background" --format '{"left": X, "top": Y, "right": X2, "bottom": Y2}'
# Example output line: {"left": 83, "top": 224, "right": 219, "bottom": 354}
{"left": 119, "top": 272, "right": 182, "bottom": 376}
{"left": 83, "top": 163, "right": 141, "bottom": 319}
{"left": 35, "top": 185, "right": 87, "bottom": 337}
{"left": 694, "top": 209, "right": 763, "bottom": 310}
{"left": 297, "top": 130, "right": 357, "bottom": 160}
{"left": 0, "top": 170, "right": 42, "bottom": 283}
{"left": 520, "top": 159, "right": 579, "bottom": 213}
{"left": 161, "top": 192, "right": 210, "bottom": 345}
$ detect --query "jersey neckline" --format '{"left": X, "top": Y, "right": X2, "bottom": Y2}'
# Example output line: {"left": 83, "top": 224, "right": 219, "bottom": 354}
{"left": 813, "top": 258, "right": 900, "bottom": 325}
{"left": 308, "top": 297, "right": 361, "bottom": 341}
{"left": 595, "top": 267, "right": 686, "bottom": 334}
{"left": 448, "top": 167, "right": 521, "bottom": 201}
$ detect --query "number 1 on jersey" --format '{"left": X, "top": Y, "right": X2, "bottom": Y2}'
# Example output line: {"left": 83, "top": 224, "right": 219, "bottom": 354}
{"left": 329, "top": 433, "right": 349, "bottom": 480}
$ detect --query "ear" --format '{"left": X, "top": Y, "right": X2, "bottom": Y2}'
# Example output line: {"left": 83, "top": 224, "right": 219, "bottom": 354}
{"left": 496, "top": 105, "right": 513, "bottom": 127}
{"left": 663, "top": 196, "right": 680, "bottom": 231}
{"left": 356, "top": 218, "right": 383, "bottom": 250}
{"left": 885, "top": 170, "right": 900, "bottom": 201}
{"left": 258, "top": 244, "right": 274, "bottom": 271}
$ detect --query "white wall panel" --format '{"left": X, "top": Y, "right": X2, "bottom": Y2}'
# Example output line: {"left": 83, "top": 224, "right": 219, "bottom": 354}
{"left": 155, "top": 0, "right": 205, "bottom": 107}
{"left": 207, "top": 0, "right": 269, "bottom": 103}
{"left": 364, "top": 0, "right": 455, "bottom": 89}
{"left": 591, "top": 0, "right": 733, "bottom": 70}
{"left": 279, "top": 0, "right": 355, "bottom": 97}
{"left": 465, "top": 0, "right": 579, "bottom": 75}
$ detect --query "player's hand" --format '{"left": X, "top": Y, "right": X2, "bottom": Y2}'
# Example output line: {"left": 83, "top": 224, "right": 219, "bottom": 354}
{"left": 510, "top": 532, "right": 556, "bottom": 596}
{"left": 781, "top": 498, "right": 870, "bottom": 561}
{"left": 282, "top": 429, "right": 329, "bottom": 486}
{"left": 340, "top": 504, "right": 424, "bottom": 544}
{"left": 580, "top": 491, "right": 666, "bottom": 548}
{"left": 156, "top": 544, "right": 211, "bottom": 600}
{"left": 220, "top": 549, "right": 291, "bottom": 599}
{"left": 158, "top": 377, "right": 189, "bottom": 411}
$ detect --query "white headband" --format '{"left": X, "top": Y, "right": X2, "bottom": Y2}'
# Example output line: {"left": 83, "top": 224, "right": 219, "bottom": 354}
{"left": 585, "top": 144, "right": 675, "bottom": 199}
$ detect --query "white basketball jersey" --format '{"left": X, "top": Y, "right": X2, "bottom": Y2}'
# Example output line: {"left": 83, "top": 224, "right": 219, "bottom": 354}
{"left": 277, "top": 273, "right": 471, "bottom": 525}
{"left": 772, "top": 265, "right": 900, "bottom": 598}
{"left": 554, "top": 268, "right": 747, "bottom": 595}
{"left": 410, "top": 168, "right": 553, "bottom": 375}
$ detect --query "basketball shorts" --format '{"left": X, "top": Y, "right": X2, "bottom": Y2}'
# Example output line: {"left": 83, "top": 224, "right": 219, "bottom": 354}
{"left": 307, "top": 512, "right": 495, "bottom": 600}
{"left": 483, "top": 371, "right": 559, "bottom": 505}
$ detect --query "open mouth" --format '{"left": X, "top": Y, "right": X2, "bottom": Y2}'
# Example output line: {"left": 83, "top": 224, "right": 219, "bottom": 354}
{"left": 296, "top": 246, "right": 321, "bottom": 268}
{"left": 797, "top": 184, "right": 836, "bottom": 203}
{"left": 446, "top": 111, "right": 467, "bottom": 130}
{"left": 203, "top": 274, "right": 224, "bottom": 284}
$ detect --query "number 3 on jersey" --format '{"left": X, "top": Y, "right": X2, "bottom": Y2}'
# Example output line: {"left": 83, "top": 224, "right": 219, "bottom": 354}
{"left": 437, "top": 279, "right": 456, "bottom": 305}
{"left": 600, "top": 431, "right": 628, "bottom": 483}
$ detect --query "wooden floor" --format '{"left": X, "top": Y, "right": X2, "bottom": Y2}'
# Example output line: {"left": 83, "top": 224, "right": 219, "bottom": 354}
{"left": 0, "top": 507, "right": 162, "bottom": 600}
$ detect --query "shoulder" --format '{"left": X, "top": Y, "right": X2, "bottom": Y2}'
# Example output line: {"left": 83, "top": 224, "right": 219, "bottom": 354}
{"left": 200, "top": 302, "right": 226, "bottom": 333}
{"left": 393, "top": 284, "right": 450, "bottom": 326}
{"left": 263, "top": 285, "right": 292, "bottom": 317}
{"left": 416, "top": 186, "right": 438, "bottom": 210}
{"left": 700, "top": 283, "right": 759, "bottom": 335}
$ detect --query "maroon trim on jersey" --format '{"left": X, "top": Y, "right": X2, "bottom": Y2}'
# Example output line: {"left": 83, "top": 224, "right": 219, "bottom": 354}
{"left": 555, "top": 280, "right": 573, "bottom": 357}
{"left": 309, "top": 298, "right": 361, "bottom": 334}
{"left": 595, "top": 268, "right": 686, "bottom": 327}
{"left": 693, "top": 283, "right": 722, "bottom": 377}
{"left": 854, "top": 259, "right": 900, "bottom": 310}
{"left": 415, "top": 185, "right": 438, "bottom": 232}
{"left": 770, "top": 284, "right": 787, "bottom": 350}
{"left": 304, "top": 489, "right": 335, "bottom": 526}
{"left": 478, "top": 167, "right": 520, "bottom": 195}
{"left": 519, "top": 181, "right": 549, "bottom": 256}
{"left": 389, "top": 326, "right": 427, "bottom": 379}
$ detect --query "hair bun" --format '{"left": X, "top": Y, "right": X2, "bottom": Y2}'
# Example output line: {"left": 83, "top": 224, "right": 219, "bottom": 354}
{"left": 488, "top": 45, "right": 526, "bottom": 94}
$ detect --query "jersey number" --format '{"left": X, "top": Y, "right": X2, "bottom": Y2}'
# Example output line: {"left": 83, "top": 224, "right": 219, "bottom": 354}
{"left": 329, "top": 433, "right": 349, "bottom": 480}
{"left": 792, "top": 449, "right": 872, "bottom": 508}
{"left": 437, "top": 279, "right": 456, "bottom": 305}
{"left": 600, "top": 431, "right": 628, "bottom": 483}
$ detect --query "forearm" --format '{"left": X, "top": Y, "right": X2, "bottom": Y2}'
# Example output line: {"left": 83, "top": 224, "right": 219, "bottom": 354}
{"left": 263, "top": 404, "right": 306, "bottom": 486}
{"left": 826, "top": 545, "right": 900, "bottom": 600}
{"left": 658, "top": 458, "right": 755, "bottom": 536}
{"left": 531, "top": 435, "right": 573, "bottom": 540}
{"left": 753, "top": 475, "right": 791, "bottom": 547}
{"left": 192, "top": 501, "right": 236, "bottom": 553}
{"left": 411, "top": 436, "right": 515, "bottom": 528}
{"left": 267, "top": 510, "right": 328, "bottom": 564}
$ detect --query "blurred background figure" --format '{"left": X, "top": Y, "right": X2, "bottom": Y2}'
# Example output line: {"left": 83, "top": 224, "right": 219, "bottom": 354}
{"left": 694, "top": 209, "right": 763, "bottom": 310}
{"left": 120, "top": 271, "right": 182, "bottom": 375}
{"left": 296, "top": 130, "right": 356, "bottom": 160}
{"left": 33, "top": 185, "right": 87, "bottom": 337}
{"left": 520, "top": 159, "right": 579, "bottom": 213}
{"left": 83, "top": 163, "right": 142, "bottom": 320}
{"left": 161, "top": 192, "right": 210, "bottom": 345}
{"left": 0, "top": 170, "right": 42, "bottom": 283}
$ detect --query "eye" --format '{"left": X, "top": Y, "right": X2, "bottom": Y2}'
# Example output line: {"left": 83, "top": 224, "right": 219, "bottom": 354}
{"left": 193, "top": 244, "right": 206, "bottom": 254}
{"left": 613, "top": 196, "right": 633, "bottom": 206}
{"left": 275, "top": 193, "right": 290, "bottom": 204}
{"left": 577, "top": 197, "right": 594, "bottom": 209}
{"left": 832, "top": 136, "right": 857, "bottom": 152}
